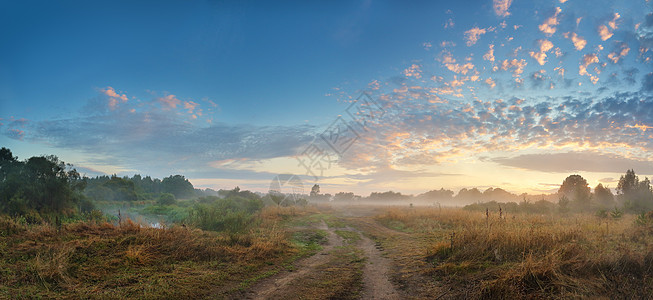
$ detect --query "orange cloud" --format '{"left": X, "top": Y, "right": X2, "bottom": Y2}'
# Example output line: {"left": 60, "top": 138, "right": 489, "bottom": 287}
{"left": 608, "top": 13, "right": 620, "bottom": 30}
{"left": 563, "top": 32, "right": 587, "bottom": 50}
{"left": 501, "top": 59, "right": 527, "bottom": 77}
{"left": 607, "top": 44, "right": 630, "bottom": 63}
{"left": 485, "top": 77, "right": 497, "bottom": 89}
{"left": 464, "top": 27, "right": 487, "bottom": 46}
{"left": 579, "top": 54, "right": 600, "bottom": 84}
{"left": 483, "top": 44, "right": 495, "bottom": 62}
{"left": 539, "top": 7, "right": 562, "bottom": 36}
{"left": 441, "top": 51, "right": 475, "bottom": 75}
{"left": 158, "top": 94, "right": 181, "bottom": 109}
{"left": 101, "top": 87, "right": 129, "bottom": 110}
{"left": 184, "top": 101, "right": 199, "bottom": 113}
{"left": 404, "top": 64, "right": 422, "bottom": 79}
{"left": 528, "top": 40, "right": 554, "bottom": 65}
{"left": 598, "top": 25, "right": 613, "bottom": 41}
{"left": 493, "top": 0, "right": 513, "bottom": 17}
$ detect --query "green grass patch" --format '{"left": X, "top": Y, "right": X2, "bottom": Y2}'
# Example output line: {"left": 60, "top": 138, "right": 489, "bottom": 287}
{"left": 334, "top": 230, "right": 361, "bottom": 244}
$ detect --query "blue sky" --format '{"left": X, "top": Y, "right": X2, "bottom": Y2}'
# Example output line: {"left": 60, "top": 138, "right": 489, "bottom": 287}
{"left": 1, "top": 0, "right": 652, "bottom": 196}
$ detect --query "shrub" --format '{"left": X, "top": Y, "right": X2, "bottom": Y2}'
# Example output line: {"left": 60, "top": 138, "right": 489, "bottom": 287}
{"left": 158, "top": 193, "right": 177, "bottom": 206}
{"left": 186, "top": 196, "right": 264, "bottom": 233}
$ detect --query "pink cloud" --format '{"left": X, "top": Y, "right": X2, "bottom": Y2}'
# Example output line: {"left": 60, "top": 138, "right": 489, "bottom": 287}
{"left": 563, "top": 32, "right": 587, "bottom": 50}
{"left": 404, "top": 64, "right": 422, "bottom": 79}
{"left": 440, "top": 51, "right": 475, "bottom": 74}
{"left": 101, "top": 86, "right": 128, "bottom": 110}
{"left": 538, "top": 7, "right": 562, "bottom": 36}
{"left": 501, "top": 59, "right": 527, "bottom": 77}
{"left": 158, "top": 94, "right": 181, "bottom": 109}
{"left": 607, "top": 43, "right": 630, "bottom": 63}
{"left": 8, "top": 129, "right": 25, "bottom": 140}
{"left": 579, "top": 53, "right": 600, "bottom": 83}
{"left": 493, "top": 0, "right": 513, "bottom": 17}
{"left": 184, "top": 101, "right": 199, "bottom": 113}
{"left": 464, "top": 27, "right": 488, "bottom": 46}
{"left": 598, "top": 25, "right": 613, "bottom": 41}
{"left": 483, "top": 44, "right": 495, "bottom": 62}
{"left": 528, "top": 39, "right": 554, "bottom": 65}
{"left": 485, "top": 77, "right": 497, "bottom": 89}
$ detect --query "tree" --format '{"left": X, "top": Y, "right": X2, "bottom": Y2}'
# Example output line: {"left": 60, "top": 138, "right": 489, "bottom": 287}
{"left": 0, "top": 148, "right": 84, "bottom": 217}
{"left": 558, "top": 174, "right": 591, "bottom": 210}
{"left": 161, "top": 175, "right": 195, "bottom": 199}
{"left": 310, "top": 184, "right": 320, "bottom": 197}
{"left": 558, "top": 195, "right": 570, "bottom": 214}
{"left": 454, "top": 188, "right": 483, "bottom": 203}
{"left": 617, "top": 169, "right": 638, "bottom": 197}
{"left": 616, "top": 169, "right": 653, "bottom": 212}
{"left": 593, "top": 183, "right": 615, "bottom": 209}
{"left": 103, "top": 176, "right": 138, "bottom": 201}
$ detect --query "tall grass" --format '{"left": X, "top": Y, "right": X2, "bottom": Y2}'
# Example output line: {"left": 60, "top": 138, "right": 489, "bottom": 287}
{"left": 378, "top": 207, "right": 653, "bottom": 298}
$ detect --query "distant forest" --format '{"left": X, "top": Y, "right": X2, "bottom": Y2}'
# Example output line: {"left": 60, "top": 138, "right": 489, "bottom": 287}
{"left": 1, "top": 147, "right": 652, "bottom": 223}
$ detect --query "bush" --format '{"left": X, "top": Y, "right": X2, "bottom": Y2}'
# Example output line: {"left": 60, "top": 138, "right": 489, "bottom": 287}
{"left": 158, "top": 193, "right": 177, "bottom": 206}
{"left": 186, "top": 196, "right": 264, "bottom": 233}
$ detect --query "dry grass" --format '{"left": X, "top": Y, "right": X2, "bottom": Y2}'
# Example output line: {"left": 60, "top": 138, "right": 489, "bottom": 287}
{"left": 0, "top": 213, "right": 299, "bottom": 299}
{"left": 376, "top": 207, "right": 653, "bottom": 299}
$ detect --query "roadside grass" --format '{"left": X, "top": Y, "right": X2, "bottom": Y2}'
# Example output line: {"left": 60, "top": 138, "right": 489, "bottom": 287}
{"left": 335, "top": 230, "right": 361, "bottom": 244}
{"left": 0, "top": 205, "right": 325, "bottom": 299}
{"left": 375, "top": 207, "right": 653, "bottom": 298}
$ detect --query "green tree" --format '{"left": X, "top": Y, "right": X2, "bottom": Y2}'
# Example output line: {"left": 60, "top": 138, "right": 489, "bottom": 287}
{"left": 558, "top": 174, "right": 591, "bottom": 211}
{"left": 310, "top": 184, "right": 320, "bottom": 196}
{"left": 616, "top": 169, "right": 653, "bottom": 212}
{"left": 0, "top": 148, "right": 84, "bottom": 217}
{"left": 161, "top": 175, "right": 195, "bottom": 199}
{"left": 558, "top": 195, "right": 570, "bottom": 214}
{"left": 593, "top": 183, "right": 615, "bottom": 209}
{"left": 103, "top": 176, "right": 138, "bottom": 201}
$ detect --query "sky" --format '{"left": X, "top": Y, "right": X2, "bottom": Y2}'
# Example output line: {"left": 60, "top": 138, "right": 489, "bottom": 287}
{"left": 1, "top": 0, "right": 652, "bottom": 196}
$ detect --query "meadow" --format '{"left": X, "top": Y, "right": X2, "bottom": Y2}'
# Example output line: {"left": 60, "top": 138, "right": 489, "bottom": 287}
{"left": 2, "top": 202, "right": 652, "bottom": 299}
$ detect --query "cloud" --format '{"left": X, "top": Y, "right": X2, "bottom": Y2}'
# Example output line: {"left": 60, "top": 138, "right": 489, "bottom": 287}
{"left": 554, "top": 66, "right": 565, "bottom": 77}
{"left": 607, "top": 43, "right": 630, "bottom": 63}
{"left": 158, "top": 94, "right": 181, "bottom": 109}
{"left": 464, "top": 27, "right": 488, "bottom": 46}
{"left": 101, "top": 86, "right": 129, "bottom": 110}
{"left": 529, "top": 39, "right": 554, "bottom": 65}
{"left": 608, "top": 13, "right": 621, "bottom": 30}
{"left": 445, "top": 18, "right": 454, "bottom": 29}
{"left": 530, "top": 70, "right": 548, "bottom": 88}
{"left": 579, "top": 53, "right": 600, "bottom": 83}
{"left": 404, "top": 64, "right": 422, "bottom": 79}
{"left": 440, "top": 51, "right": 475, "bottom": 74}
{"left": 485, "top": 77, "right": 497, "bottom": 88}
{"left": 25, "top": 108, "right": 316, "bottom": 178}
{"left": 598, "top": 14, "right": 620, "bottom": 41}
{"left": 598, "top": 25, "right": 614, "bottom": 41}
{"left": 501, "top": 59, "right": 527, "bottom": 77}
{"left": 4, "top": 118, "right": 29, "bottom": 140}
{"left": 483, "top": 44, "right": 496, "bottom": 62}
{"left": 493, "top": 0, "right": 513, "bottom": 18}
{"left": 494, "top": 151, "right": 653, "bottom": 174}
{"left": 6, "top": 129, "right": 25, "bottom": 140}
{"left": 539, "top": 7, "right": 562, "bottom": 36}
{"left": 645, "top": 73, "right": 653, "bottom": 91}
{"left": 563, "top": 32, "right": 587, "bottom": 50}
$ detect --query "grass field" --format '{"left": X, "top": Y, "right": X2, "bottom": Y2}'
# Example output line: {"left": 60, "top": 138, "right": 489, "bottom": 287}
{"left": 374, "top": 207, "right": 653, "bottom": 299}
{"left": 1, "top": 204, "right": 652, "bottom": 299}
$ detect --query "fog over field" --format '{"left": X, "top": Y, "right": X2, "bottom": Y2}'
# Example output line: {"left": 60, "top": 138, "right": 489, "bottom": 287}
{"left": 1, "top": 0, "right": 653, "bottom": 299}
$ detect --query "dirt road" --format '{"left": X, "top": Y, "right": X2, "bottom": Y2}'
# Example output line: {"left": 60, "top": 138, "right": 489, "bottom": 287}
{"left": 243, "top": 209, "right": 404, "bottom": 299}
